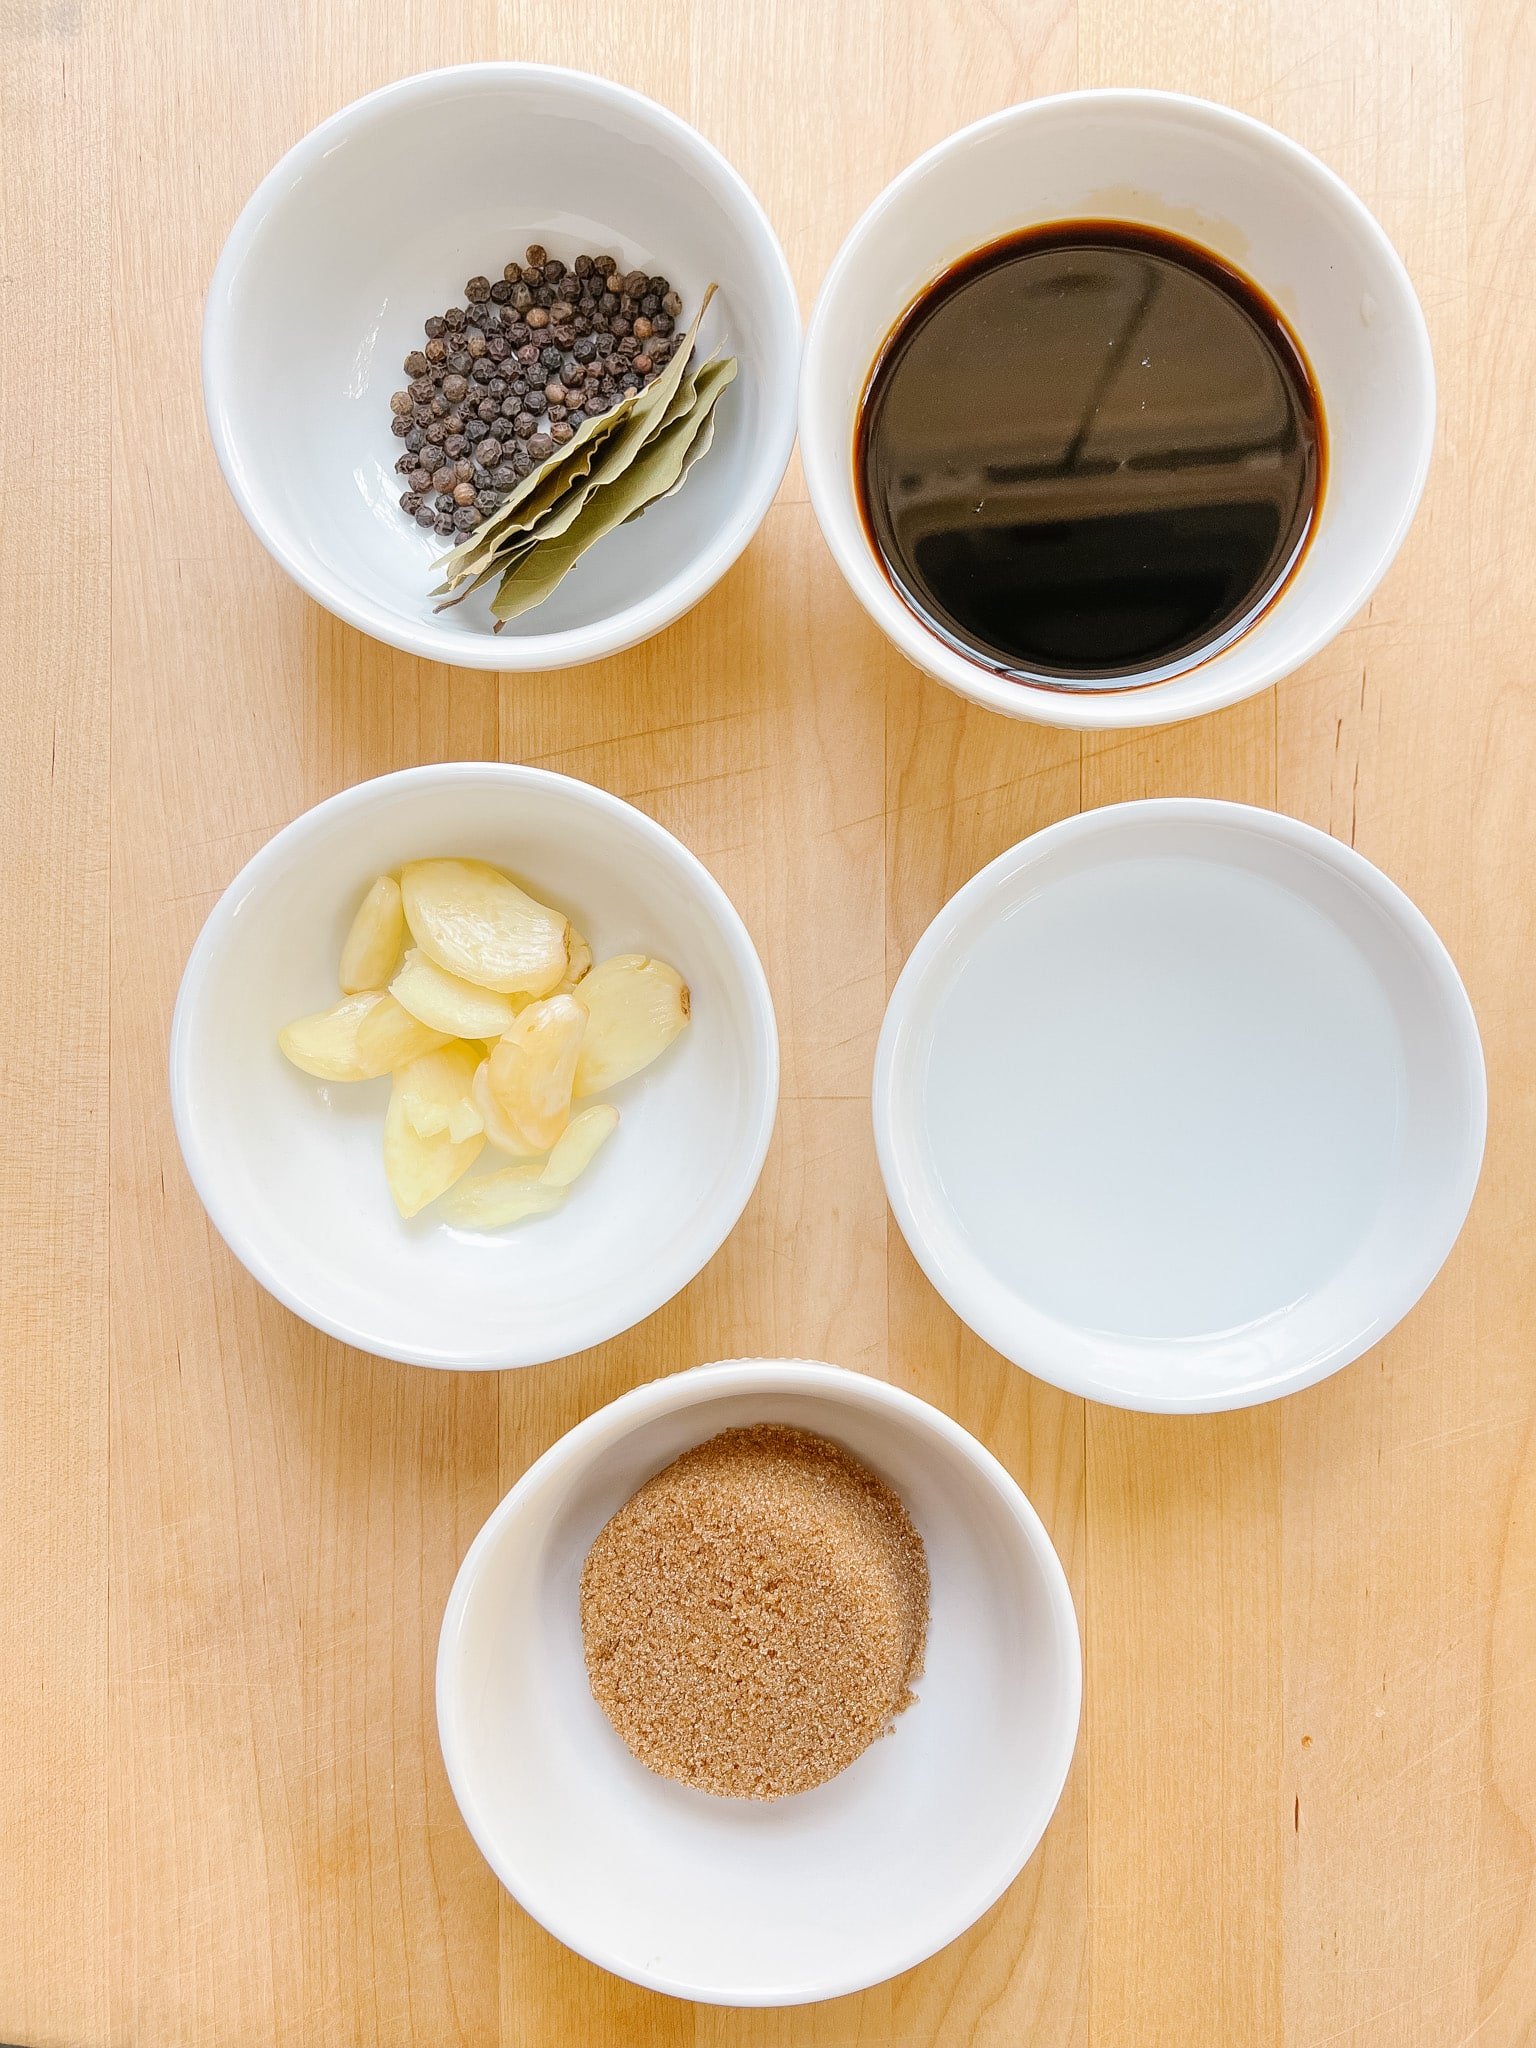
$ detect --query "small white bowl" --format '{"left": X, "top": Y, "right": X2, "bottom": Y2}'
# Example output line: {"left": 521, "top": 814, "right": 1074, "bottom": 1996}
{"left": 874, "top": 802, "right": 1485, "bottom": 1412}
{"left": 436, "top": 1358, "right": 1081, "bottom": 2005}
{"left": 169, "top": 764, "right": 777, "bottom": 1370}
{"left": 203, "top": 65, "right": 800, "bottom": 669}
{"left": 801, "top": 91, "right": 1435, "bottom": 730}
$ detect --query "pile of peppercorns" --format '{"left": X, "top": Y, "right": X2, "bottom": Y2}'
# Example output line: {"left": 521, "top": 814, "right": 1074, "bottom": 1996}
{"left": 389, "top": 246, "right": 684, "bottom": 539}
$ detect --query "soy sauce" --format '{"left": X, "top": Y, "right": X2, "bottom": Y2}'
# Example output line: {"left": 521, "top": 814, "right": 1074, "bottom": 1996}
{"left": 855, "top": 222, "right": 1324, "bottom": 690}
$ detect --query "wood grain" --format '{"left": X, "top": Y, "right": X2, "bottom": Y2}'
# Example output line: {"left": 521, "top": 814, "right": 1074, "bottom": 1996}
{"left": 0, "top": 0, "right": 1532, "bottom": 2042}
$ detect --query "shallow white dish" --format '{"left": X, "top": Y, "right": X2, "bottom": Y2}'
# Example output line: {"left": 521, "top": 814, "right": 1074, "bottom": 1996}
{"left": 436, "top": 1358, "right": 1081, "bottom": 2005}
{"left": 203, "top": 64, "right": 800, "bottom": 669}
{"left": 801, "top": 90, "right": 1435, "bottom": 730}
{"left": 170, "top": 764, "right": 777, "bottom": 1370}
{"left": 874, "top": 802, "right": 1484, "bottom": 1412}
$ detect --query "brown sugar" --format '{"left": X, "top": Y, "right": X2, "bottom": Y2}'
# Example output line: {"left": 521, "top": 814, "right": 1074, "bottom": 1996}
{"left": 579, "top": 1423, "right": 930, "bottom": 1801}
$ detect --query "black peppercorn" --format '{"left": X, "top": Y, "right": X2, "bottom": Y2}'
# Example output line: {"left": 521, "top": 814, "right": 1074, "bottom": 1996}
{"left": 475, "top": 396, "right": 498, "bottom": 422}
{"left": 594, "top": 253, "right": 616, "bottom": 277}
{"left": 491, "top": 279, "right": 512, "bottom": 303}
{"left": 573, "top": 336, "right": 598, "bottom": 364}
{"left": 492, "top": 464, "right": 517, "bottom": 489}
{"left": 638, "top": 293, "right": 659, "bottom": 318}
{"left": 488, "top": 376, "right": 507, "bottom": 397}
{"left": 526, "top": 306, "right": 549, "bottom": 330}
{"left": 661, "top": 289, "right": 682, "bottom": 318}
{"left": 465, "top": 275, "right": 490, "bottom": 302}
{"left": 405, "top": 427, "right": 425, "bottom": 453}
{"left": 466, "top": 332, "right": 486, "bottom": 358}
{"left": 511, "top": 283, "right": 533, "bottom": 313}
{"left": 466, "top": 418, "right": 488, "bottom": 441}
{"left": 444, "top": 306, "right": 466, "bottom": 330}
{"left": 517, "top": 343, "right": 539, "bottom": 366}
{"left": 526, "top": 390, "right": 547, "bottom": 415}
{"left": 399, "top": 490, "right": 421, "bottom": 513}
{"left": 527, "top": 431, "right": 554, "bottom": 460}
{"left": 415, "top": 505, "right": 437, "bottom": 527}
{"left": 475, "top": 488, "right": 500, "bottom": 513}
{"left": 610, "top": 317, "right": 631, "bottom": 339}
{"left": 525, "top": 243, "right": 548, "bottom": 270}
{"left": 425, "top": 422, "right": 448, "bottom": 445}
{"left": 513, "top": 412, "right": 536, "bottom": 440}
{"left": 391, "top": 414, "right": 411, "bottom": 438}
{"left": 512, "top": 447, "right": 533, "bottom": 477}
{"left": 430, "top": 395, "right": 449, "bottom": 419}
{"left": 408, "top": 467, "right": 432, "bottom": 493}
{"left": 487, "top": 334, "right": 510, "bottom": 361}
{"left": 651, "top": 313, "right": 674, "bottom": 337}
{"left": 448, "top": 351, "right": 471, "bottom": 376}
{"left": 424, "top": 315, "right": 447, "bottom": 339}
{"left": 599, "top": 291, "right": 618, "bottom": 315}
{"left": 574, "top": 253, "right": 593, "bottom": 278}
{"left": 479, "top": 437, "right": 503, "bottom": 466}
{"left": 435, "top": 512, "right": 457, "bottom": 534}
{"left": 500, "top": 395, "right": 519, "bottom": 418}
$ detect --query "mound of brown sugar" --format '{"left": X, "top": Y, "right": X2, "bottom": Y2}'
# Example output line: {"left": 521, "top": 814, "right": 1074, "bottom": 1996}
{"left": 580, "top": 1423, "right": 929, "bottom": 1801}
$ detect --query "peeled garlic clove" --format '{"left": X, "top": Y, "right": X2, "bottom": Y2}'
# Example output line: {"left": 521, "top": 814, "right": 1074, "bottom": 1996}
{"left": 352, "top": 993, "right": 454, "bottom": 1076}
{"left": 401, "top": 859, "right": 568, "bottom": 996}
{"left": 558, "top": 925, "right": 593, "bottom": 993}
{"left": 338, "top": 875, "right": 406, "bottom": 994}
{"left": 438, "top": 1168, "right": 567, "bottom": 1231}
{"left": 278, "top": 990, "right": 390, "bottom": 1081}
{"left": 542, "top": 1104, "right": 619, "bottom": 1187}
{"left": 471, "top": 1060, "right": 545, "bottom": 1159}
{"left": 573, "top": 955, "right": 689, "bottom": 1097}
{"left": 391, "top": 949, "right": 521, "bottom": 1037}
{"left": 382, "top": 1045, "right": 485, "bottom": 1217}
{"left": 486, "top": 993, "right": 587, "bottom": 1153}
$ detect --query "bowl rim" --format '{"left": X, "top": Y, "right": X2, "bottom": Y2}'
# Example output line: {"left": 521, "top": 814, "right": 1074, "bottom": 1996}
{"left": 435, "top": 1355, "right": 1084, "bottom": 2005}
{"left": 168, "top": 762, "right": 780, "bottom": 1370}
{"left": 201, "top": 61, "right": 802, "bottom": 672}
{"left": 799, "top": 87, "right": 1437, "bottom": 732}
{"left": 872, "top": 798, "right": 1487, "bottom": 1412}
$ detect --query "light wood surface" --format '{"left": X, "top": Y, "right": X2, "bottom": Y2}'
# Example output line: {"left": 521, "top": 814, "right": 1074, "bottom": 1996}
{"left": 3, "top": 0, "right": 1533, "bottom": 2041}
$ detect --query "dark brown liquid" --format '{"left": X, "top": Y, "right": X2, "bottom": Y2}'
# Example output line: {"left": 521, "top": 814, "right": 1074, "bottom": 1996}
{"left": 856, "top": 222, "right": 1324, "bottom": 690}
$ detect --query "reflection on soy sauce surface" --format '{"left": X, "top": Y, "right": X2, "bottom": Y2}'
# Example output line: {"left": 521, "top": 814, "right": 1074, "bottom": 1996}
{"left": 856, "top": 222, "right": 1325, "bottom": 691}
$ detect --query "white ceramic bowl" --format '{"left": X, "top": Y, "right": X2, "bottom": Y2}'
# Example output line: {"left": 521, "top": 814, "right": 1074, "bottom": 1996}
{"left": 169, "top": 765, "right": 777, "bottom": 1369}
{"left": 203, "top": 65, "right": 800, "bottom": 669}
{"left": 436, "top": 1357, "right": 1081, "bottom": 2004}
{"left": 801, "top": 91, "right": 1435, "bottom": 730}
{"left": 874, "top": 801, "right": 1485, "bottom": 1412}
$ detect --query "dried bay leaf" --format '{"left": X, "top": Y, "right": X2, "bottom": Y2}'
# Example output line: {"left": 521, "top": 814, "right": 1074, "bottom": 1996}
{"left": 490, "top": 356, "right": 738, "bottom": 624}
{"left": 624, "top": 374, "right": 728, "bottom": 521}
{"left": 431, "top": 392, "right": 644, "bottom": 591}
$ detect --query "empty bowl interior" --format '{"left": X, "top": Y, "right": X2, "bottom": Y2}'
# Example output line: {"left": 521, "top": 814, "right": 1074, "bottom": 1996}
{"left": 205, "top": 67, "right": 799, "bottom": 663}
{"left": 802, "top": 91, "right": 1433, "bottom": 725}
{"left": 436, "top": 1362, "right": 1081, "bottom": 2004}
{"left": 875, "top": 805, "right": 1484, "bottom": 1409}
{"left": 172, "top": 769, "right": 776, "bottom": 1368}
